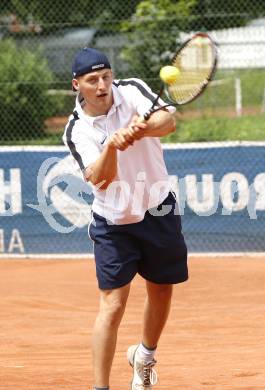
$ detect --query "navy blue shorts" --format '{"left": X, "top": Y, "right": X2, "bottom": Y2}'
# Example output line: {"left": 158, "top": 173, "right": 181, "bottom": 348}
{"left": 89, "top": 192, "right": 188, "bottom": 290}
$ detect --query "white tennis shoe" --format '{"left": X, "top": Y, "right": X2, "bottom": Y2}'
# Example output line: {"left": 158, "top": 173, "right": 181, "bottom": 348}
{"left": 127, "top": 344, "right": 158, "bottom": 390}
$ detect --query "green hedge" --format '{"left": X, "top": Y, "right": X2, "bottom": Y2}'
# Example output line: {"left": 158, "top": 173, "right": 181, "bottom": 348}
{"left": 0, "top": 39, "right": 63, "bottom": 141}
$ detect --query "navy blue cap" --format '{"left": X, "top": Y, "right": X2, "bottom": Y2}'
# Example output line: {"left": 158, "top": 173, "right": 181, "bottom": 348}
{"left": 72, "top": 47, "right": 111, "bottom": 78}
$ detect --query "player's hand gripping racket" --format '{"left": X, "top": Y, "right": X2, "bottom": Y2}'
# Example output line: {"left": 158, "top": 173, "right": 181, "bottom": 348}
{"left": 143, "top": 32, "right": 218, "bottom": 121}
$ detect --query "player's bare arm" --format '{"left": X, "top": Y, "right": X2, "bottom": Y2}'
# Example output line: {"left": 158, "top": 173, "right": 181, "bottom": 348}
{"left": 83, "top": 127, "right": 137, "bottom": 189}
{"left": 83, "top": 142, "right": 117, "bottom": 189}
{"left": 129, "top": 110, "right": 176, "bottom": 139}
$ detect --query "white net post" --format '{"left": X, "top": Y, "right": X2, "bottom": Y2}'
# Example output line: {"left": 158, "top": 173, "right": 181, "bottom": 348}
{"left": 235, "top": 77, "right": 242, "bottom": 117}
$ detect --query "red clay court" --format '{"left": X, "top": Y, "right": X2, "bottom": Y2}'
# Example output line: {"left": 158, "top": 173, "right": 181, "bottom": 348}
{"left": 0, "top": 256, "right": 265, "bottom": 390}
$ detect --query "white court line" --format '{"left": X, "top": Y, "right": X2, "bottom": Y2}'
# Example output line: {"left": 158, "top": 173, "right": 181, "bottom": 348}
{"left": 0, "top": 252, "right": 265, "bottom": 259}
{"left": 0, "top": 253, "right": 94, "bottom": 259}
{"left": 162, "top": 140, "right": 265, "bottom": 149}
{"left": 189, "top": 252, "right": 265, "bottom": 258}
{"left": 0, "top": 145, "right": 66, "bottom": 152}
{"left": 1, "top": 141, "right": 265, "bottom": 153}
{"left": 0, "top": 365, "right": 24, "bottom": 368}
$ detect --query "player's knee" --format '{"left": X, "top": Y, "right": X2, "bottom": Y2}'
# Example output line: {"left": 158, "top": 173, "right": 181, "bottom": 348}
{"left": 103, "top": 299, "right": 127, "bottom": 327}
{"left": 147, "top": 283, "right": 173, "bottom": 301}
{"left": 99, "top": 292, "right": 128, "bottom": 326}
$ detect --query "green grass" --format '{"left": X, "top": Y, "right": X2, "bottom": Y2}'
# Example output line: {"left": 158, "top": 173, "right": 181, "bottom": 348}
{"left": 177, "top": 69, "right": 265, "bottom": 114}
{"left": 236, "top": 69, "right": 265, "bottom": 107}
{"left": 162, "top": 114, "right": 265, "bottom": 143}
{"left": 1, "top": 133, "right": 63, "bottom": 146}
{"left": 4, "top": 114, "right": 265, "bottom": 145}
{"left": 3, "top": 69, "right": 265, "bottom": 145}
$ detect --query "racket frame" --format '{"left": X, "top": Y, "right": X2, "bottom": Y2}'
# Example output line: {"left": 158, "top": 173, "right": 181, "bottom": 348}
{"left": 143, "top": 32, "right": 218, "bottom": 120}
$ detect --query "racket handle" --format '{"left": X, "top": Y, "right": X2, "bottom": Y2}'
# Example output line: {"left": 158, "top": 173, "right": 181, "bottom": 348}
{"left": 134, "top": 115, "right": 148, "bottom": 126}
{"left": 130, "top": 110, "right": 152, "bottom": 131}
{"left": 143, "top": 110, "right": 152, "bottom": 121}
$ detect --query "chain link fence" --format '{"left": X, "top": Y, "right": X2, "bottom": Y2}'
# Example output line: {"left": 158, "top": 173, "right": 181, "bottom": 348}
{"left": 1, "top": 1, "right": 265, "bottom": 255}
{"left": 1, "top": 0, "right": 265, "bottom": 143}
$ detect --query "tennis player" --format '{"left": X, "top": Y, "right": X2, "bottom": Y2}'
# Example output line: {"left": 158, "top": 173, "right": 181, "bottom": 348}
{"left": 63, "top": 47, "right": 188, "bottom": 390}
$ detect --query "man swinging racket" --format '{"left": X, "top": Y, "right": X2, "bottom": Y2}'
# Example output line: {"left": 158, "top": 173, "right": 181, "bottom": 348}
{"left": 63, "top": 47, "right": 188, "bottom": 390}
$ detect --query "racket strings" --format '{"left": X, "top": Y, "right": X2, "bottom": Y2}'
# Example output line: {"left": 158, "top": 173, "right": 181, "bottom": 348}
{"left": 167, "top": 35, "right": 216, "bottom": 104}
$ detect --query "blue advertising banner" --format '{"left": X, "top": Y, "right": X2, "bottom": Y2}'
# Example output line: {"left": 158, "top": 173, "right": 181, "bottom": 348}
{"left": 0, "top": 143, "right": 265, "bottom": 256}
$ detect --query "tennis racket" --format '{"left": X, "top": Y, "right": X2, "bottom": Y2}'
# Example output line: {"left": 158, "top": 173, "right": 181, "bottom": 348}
{"left": 143, "top": 32, "right": 218, "bottom": 120}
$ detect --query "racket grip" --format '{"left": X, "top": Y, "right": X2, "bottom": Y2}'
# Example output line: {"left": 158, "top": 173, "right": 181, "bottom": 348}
{"left": 132, "top": 115, "right": 147, "bottom": 125}
{"left": 143, "top": 111, "right": 151, "bottom": 121}
{"left": 131, "top": 110, "right": 152, "bottom": 129}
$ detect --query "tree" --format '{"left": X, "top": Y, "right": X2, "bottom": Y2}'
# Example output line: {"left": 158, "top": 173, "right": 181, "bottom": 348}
{"left": 190, "top": 0, "right": 265, "bottom": 31}
{"left": 0, "top": 0, "right": 140, "bottom": 31}
{"left": 0, "top": 39, "right": 62, "bottom": 140}
{"left": 121, "top": 0, "right": 197, "bottom": 87}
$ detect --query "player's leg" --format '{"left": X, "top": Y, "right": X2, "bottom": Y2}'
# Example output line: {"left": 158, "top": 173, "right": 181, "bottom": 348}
{"left": 142, "top": 281, "right": 173, "bottom": 349}
{"left": 92, "top": 283, "right": 131, "bottom": 388}
{"left": 136, "top": 192, "right": 187, "bottom": 349}
{"left": 89, "top": 211, "right": 140, "bottom": 388}
{"left": 127, "top": 282, "right": 172, "bottom": 389}
{"left": 127, "top": 192, "right": 188, "bottom": 388}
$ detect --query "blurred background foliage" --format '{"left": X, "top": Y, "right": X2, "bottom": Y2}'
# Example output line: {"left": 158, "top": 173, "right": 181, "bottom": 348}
{"left": 1, "top": 0, "right": 265, "bottom": 143}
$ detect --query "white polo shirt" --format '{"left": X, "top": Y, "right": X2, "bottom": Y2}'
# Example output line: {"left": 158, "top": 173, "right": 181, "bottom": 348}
{"left": 63, "top": 78, "right": 176, "bottom": 225}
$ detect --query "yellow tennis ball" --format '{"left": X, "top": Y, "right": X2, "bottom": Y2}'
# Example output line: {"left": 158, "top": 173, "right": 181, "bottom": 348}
{"left": 159, "top": 66, "right": 180, "bottom": 85}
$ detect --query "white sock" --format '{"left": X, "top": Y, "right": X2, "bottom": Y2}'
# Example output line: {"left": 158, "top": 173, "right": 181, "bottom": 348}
{"left": 136, "top": 342, "right": 157, "bottom": 364}
{"left": 94, "top": 387, "right": 109, "bottom": 390}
